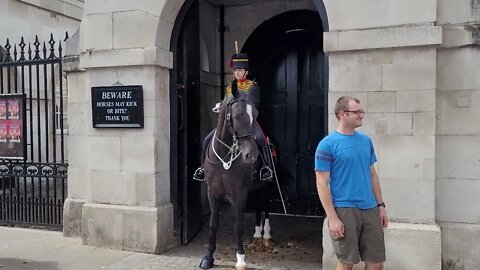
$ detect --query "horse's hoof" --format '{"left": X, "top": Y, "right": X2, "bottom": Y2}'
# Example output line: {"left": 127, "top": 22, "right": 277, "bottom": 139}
{"left": 199, "top": 256, "right": 214, "bottom": 269}
{"left": 235, "top": 265, "right": 248, "bottom": 270}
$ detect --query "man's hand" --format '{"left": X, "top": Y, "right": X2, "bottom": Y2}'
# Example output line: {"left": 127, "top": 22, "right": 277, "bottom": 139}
{"left": 328, "top": 216, "right": 345, "bottom": 239}
{"left": 379, "top": 207, "right": 388, "bottom": 228}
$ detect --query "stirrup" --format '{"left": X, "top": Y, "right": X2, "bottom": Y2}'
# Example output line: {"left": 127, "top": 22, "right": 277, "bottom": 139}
{"left": 260, "top": 166, "right": 273, "bottom": 182}
{"left": 193, "top": 167, "right": 205, "bottom": 182}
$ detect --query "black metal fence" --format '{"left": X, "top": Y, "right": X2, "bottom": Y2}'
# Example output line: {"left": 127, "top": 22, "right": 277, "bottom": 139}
{"left": 0, "top": 34, "right": 68, "bottom": 228}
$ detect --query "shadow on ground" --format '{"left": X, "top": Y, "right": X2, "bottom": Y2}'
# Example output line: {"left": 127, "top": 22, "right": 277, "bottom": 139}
{"left": 0, "top": 258, "right": 59, "bottom": 270}
{"left": 165, "top": 207, "right": 325, "bottom": 270}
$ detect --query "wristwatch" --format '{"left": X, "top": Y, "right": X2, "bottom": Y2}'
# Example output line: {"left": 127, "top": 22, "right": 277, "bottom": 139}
{"left": 377, "top": 202, "right": 386, "bottom": 208}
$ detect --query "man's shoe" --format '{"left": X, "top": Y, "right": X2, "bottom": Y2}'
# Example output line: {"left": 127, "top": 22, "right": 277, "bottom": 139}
{"left": 193, "top": 167, "right": 205, "bottom": 181}
{"left": 260, "top": 166, "right": 273, "bottom": 182}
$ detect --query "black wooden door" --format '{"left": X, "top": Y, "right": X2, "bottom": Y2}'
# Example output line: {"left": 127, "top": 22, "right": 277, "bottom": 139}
{"left": 263, "top": 31, "right": 325, "bottom": 216}
{"left": 176, "top": 1, "right": 202, "bottom": 244}
{"left": 296, "top": 34, "right": 325, "bottom": 216}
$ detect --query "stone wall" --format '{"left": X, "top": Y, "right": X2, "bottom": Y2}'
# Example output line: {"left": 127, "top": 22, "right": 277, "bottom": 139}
{"left": 322, "top": 0, "right": 441, "bottom": 268}
{"left": 437, "top": 0, "right": 480, "bottom": 269}
{"left": 0, "top": 0, "right": 82, "bottom": 44}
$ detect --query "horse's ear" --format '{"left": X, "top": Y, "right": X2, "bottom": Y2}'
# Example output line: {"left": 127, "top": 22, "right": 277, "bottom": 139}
{"left": 231, "top": 79, "right": 239, "bottom": 98}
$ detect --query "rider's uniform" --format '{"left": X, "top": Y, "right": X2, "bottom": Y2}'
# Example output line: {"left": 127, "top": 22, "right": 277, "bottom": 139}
{"left": 225, "top": 79, "right": 268, "bottom": 147}
{"left": 225, "top": 79, "right": 260, "bottom": 108}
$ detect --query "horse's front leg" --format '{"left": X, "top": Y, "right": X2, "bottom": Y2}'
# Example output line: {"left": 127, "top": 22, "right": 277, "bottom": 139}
{"left": 233, "top": 195, "right": 248, "bottom": 270}
{"left": 199, "top": 195, "right": 221, "bottom": 269}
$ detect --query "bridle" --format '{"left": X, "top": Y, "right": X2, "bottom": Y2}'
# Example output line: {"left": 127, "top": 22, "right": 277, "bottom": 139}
{"left": 224, "top": 98, "right": 256, "bottom": 141}
{"left": 207, "top": 98, "right": 257, "bottom": 170}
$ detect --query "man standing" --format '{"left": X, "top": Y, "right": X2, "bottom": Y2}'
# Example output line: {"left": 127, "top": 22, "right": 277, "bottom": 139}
{"left": 315, "top": 96, "right": 388, "bottom": 270}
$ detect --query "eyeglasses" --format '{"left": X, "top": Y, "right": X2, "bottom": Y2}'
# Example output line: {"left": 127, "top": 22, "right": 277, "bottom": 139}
{"left": 344, "top": 110, "right": 366, "bottom": 116}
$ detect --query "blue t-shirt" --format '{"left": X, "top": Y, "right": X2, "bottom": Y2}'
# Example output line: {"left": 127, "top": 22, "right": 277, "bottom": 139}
{"left": 314, "top": 131, "right": 377, "bottom": 209}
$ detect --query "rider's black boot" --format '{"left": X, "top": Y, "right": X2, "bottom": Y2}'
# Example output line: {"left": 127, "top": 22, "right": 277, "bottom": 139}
{"left": 259, "top": 143, "right": 274, "bottom": 182}
{"left": 193, "top": 167, "right": 205, "bottom": 181}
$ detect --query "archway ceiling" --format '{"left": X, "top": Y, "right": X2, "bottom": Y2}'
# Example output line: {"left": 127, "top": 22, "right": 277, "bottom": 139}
{"left": 205, "top": 0, "right": 283, "bottom": 7}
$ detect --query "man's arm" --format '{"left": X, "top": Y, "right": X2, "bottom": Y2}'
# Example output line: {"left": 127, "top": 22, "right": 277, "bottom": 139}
{"left": 371, "top": 165, "right": 388, "bottom": 228}
{"left": 316, "top": 171, "right": 344, "bottom": 238}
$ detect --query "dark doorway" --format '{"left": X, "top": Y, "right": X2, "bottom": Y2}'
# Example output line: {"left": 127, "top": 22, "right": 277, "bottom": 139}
{"left": 244, "top": 10, "right": 327, "bottom": 216}
{"left": 171, "top": 4, "right": 328, "bottom": 246}
{"left": 170, "top": 0, "right": 203, "bottom": 244}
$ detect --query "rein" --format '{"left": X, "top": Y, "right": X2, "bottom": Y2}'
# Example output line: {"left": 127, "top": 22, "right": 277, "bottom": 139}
{"left": 210, "top": 130, "right": 242, "bottom": 170}
{"left": 206, "top": 98, "right": 256, "bottom": 170}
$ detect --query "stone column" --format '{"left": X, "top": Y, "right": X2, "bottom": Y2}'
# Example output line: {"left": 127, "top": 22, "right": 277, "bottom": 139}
{"left": 63, "top": 30, "right": 87, "bottom": 238}
{"left": 321, "top": 0, "right": 441, "bottom": 269}
{"left": 63, "top": 1, "right": 183, "bottom": 253}
{"left": 436, "top": 1, "right": 480, "bottom": 269}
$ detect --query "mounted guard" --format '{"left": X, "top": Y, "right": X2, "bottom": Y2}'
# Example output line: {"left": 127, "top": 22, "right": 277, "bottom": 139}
{"left": 193, "top": 52, "right": 274, "bottom": 182}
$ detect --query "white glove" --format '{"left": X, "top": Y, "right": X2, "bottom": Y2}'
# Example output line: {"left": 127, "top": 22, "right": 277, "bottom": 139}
{"left": 212, "top": 102, "right": 221, "bottom": 113}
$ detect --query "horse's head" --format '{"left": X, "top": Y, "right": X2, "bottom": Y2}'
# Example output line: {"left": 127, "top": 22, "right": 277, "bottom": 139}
{"left": 220, "top": 87, "right": 259, "bottom": 164}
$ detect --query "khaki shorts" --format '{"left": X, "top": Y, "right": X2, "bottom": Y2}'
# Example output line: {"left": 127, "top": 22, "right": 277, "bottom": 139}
{"left": 329, "top": 207, "right": 385, "bottom": 264}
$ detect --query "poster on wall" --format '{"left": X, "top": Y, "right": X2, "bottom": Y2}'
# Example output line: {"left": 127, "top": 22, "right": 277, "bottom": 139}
{"left": 0, "top": 94, "right": 26, "bottom": 159}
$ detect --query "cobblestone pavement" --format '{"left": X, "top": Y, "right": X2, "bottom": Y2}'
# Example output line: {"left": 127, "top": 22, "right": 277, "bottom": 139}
{"left": 134, "top": 210, "right": 325, "bottom": 270}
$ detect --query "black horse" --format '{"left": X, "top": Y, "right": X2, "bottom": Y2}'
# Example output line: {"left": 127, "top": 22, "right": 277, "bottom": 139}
{"left": 199, "top": 85, "right": 272, "bottom": 270}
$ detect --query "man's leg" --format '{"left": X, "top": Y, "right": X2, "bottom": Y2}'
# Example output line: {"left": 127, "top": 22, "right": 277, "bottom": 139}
{"left": 359, "top": 208, "right": 385, "bottom": 269}
{"left": 336, "top": 262, "right": 354, "bottom": 270}
{"left": 330, "top": 208, "right": 362, "bottom": 266}
{"left": 365, "top": 261, "right": 383, "bottom": 270}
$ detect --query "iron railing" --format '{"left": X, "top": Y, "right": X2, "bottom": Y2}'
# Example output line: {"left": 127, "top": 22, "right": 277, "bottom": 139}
{"left": 0, "top": 33, "right": 69, "bottom": 228}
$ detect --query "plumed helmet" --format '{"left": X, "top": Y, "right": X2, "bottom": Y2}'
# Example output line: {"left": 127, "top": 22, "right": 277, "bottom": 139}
{"left": 229, "top": 53, "right": 249, "bottom": 70}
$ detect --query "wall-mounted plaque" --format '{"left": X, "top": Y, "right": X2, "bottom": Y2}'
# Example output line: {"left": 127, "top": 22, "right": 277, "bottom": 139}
{"left": 0, "top": 94, "right": 26, "bottom": 159}
{"left": 91, "top": 85, "right": 144, "bottom": 128}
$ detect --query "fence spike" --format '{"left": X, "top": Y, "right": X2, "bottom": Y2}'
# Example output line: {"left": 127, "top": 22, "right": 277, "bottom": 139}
{"left": 58, "top": 40, "right": 63, "bottom": 57}
{"left": 4, "top": 38, "right": 11, "bottom": 62}
{"left": 5, "top": 38, "right": 11, "bottom": 51}
{"left": 19, "top": 37, "right": 26, "bottom": 61}
{"left": 28, "top": 43, "right": 32, "bottom": 60}
{"left": 33, "top": 35, "right": 41, "bottom": 60}
{"left": 42, "top": 41, "right": 47, "bottom": 59}
{"left": 13, "top": 45, "right": 18, "bottom": 61}
{"left": 48, "top": 34, "right": 56, "bottom": 59}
